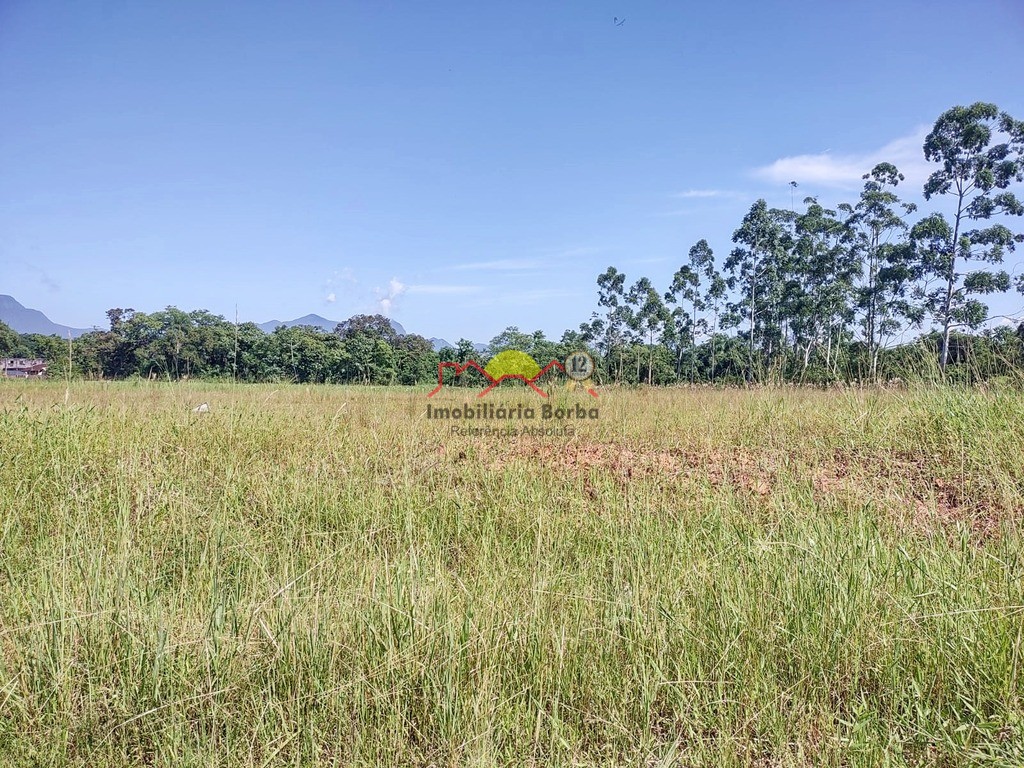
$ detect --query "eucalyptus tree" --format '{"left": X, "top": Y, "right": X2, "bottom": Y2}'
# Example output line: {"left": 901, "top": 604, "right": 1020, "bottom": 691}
{"left": 577, "top": 316, "right": 605, "bottom": 351}
{"left": 913, "top": 102, "right": 1024, "bottom": 371}
{"left": 840, "top": 163, "right": 918, "bottom": 380}
{"left": 596, "top": 267, "right": 629, "bottom": 381}
{"left": 700, "top": 248, "right": 728, "bottom": 382}
{"left": 664, "top": 266, "right": 696, "bottom": 378}
{"left": 627, "top": 277, "right": 670, "bottom": 385}
{"left": 725, "top": 200, "right": 790, "bottom": 380}
{"left": 662, "top": 241, "right": 704, "bottom": 380}
{"left": 788, "top": 197, "right": 857, "bottom": 378}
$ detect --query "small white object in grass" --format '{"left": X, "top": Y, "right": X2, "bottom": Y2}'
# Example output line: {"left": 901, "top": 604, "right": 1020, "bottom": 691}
{"left": 193, "top": 403, "right": 210, "bottom": 413}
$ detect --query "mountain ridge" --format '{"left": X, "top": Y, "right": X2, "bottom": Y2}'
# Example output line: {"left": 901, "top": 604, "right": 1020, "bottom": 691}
{"left": 0, "top": 295, "right": 92, "bottom": 338}
{"left": 257, "top": 314, "right": 408, "bottom": 337}
{"left": 1, "top": 295, "right": 484, "bottom": 354}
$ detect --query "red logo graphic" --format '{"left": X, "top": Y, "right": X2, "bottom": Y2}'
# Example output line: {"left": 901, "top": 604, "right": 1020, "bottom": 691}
{"left": 428, "top": 350, "right": 598, "bottom": 399}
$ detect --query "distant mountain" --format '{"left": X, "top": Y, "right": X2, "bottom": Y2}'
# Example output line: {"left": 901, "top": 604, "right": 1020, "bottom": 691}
{"left": 428, "top": 338, "right": 489, "bottom": 354}
{"left": 0, "top": 295, "right": 92, "bottom": 338}
{"left": 258, "top": 314, "right": 489, "bottom": 352}
{"left": 0, "top": 295, "right": 490, "bottom": 352}
{"left": 256, "top": 313, "right": 491, "bottom": 352}
{"left": 258, "top": 314, "right": 407, "bottom": 336}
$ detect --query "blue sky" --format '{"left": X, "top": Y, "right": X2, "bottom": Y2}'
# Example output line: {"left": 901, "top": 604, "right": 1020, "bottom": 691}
{"left": 2, "top": 0, "right": 1023, "bottom": 343}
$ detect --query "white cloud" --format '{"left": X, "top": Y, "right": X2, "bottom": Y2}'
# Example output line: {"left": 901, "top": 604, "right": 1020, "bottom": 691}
{"left": 375, "top": 278, "right": 481, "bottom": 314}
{"left": 322, "top": 268, "right": 356, "bottom": 306}
{"left": 673, "top": 189, "right": 725, "bottom": 199}
{"left": 751, "top": 126, "right": 932, "bottom": 189}
{"left": 453, "top": 248, "right": 603, "bottom": 271}
{"left": 376, "top": 278, "right": 406, "bottom": 315}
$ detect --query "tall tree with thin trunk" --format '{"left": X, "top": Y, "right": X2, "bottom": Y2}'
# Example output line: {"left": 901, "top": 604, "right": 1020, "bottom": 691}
{"left": 596, "top": 267, "right": 629, "bottom": 381}
{"left": 666, "top": 240, "right": 713, "bottom": 381}
{"left": 841, "top": 163, "right": 917, "bottom": 381}
{"left": 627, "top": 277, "right": 669, "bottom": 385}
{"left": 788, "top": 197, "right": 859, "bottom": 379}
{"left": 725, "top": 200, "right": 788, "bottom": 381}
{"left": 915, "top": 103, "right": 1024, "bottom": 372}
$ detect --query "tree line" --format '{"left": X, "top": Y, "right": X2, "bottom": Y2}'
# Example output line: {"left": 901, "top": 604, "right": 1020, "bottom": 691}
{"left": 1, "top": 310, "right": 442, "bottom": 385}
{"left": 2, "top": 102, "right": 1022, "bottom": 387}
{"left": 574, "top": 102, "right": 1024, "bottom": 385}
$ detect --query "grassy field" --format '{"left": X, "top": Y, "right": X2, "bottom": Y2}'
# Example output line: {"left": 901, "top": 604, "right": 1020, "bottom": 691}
{"left": 1, "top": 381, "right": 1022, "bottom": 766}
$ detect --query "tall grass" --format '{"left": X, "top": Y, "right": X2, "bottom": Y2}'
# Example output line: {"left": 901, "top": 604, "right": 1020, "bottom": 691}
{"left": 0, "top": 381, "right": 1022, "bottom": 766}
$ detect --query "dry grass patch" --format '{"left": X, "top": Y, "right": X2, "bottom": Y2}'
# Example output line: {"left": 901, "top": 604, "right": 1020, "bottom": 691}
{"left": 0, "top": 380, "right": 1022, "bottom": 766}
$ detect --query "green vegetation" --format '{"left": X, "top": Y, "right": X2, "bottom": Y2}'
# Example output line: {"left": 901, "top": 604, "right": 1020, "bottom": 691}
{"left": 1, "top": 380, "right": 1022, "bottom": 766}
{"left": 1, "top": 100, "right": 1021, "bottom": 763}
{"left": 4, "top": 102, "right": 1023, "bottom": 388}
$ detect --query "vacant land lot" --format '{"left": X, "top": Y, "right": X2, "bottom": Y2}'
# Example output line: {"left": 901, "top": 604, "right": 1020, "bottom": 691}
{"left": 1, "top": 382, "right": 1022, "bottom": 766}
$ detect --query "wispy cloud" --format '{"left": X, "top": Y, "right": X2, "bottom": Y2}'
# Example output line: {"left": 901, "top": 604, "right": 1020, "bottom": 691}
{"left": 16, "top": 259, "right": 61, "bottom": 292}
{"left": 452, "top": 258, "right": 541, "bottom": 271}
{"left": 464, "top": 287, "right": 583, "bottom": 308}
{"left": 375, "top": 278, "right": 481, "bottom": 314}
{"left": 751, "top": 126, "right": 932, "bottom": 189}
{"left": 672, "top": 189, "right": 727, "bottom": 199}
{"left": 323, "top": 267, "right": 356, "bottom": 304}
{"left": 547, "top": 246, "right": 603, "bottom": 259}
{"left": 376, "top": 277, "right": 406, "bottom": 315}
{"left": 452, "top": 247, "right": 604, "bottom": 273}
{"left": 655, "top": 190, "right": 744, "bottom": 216}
